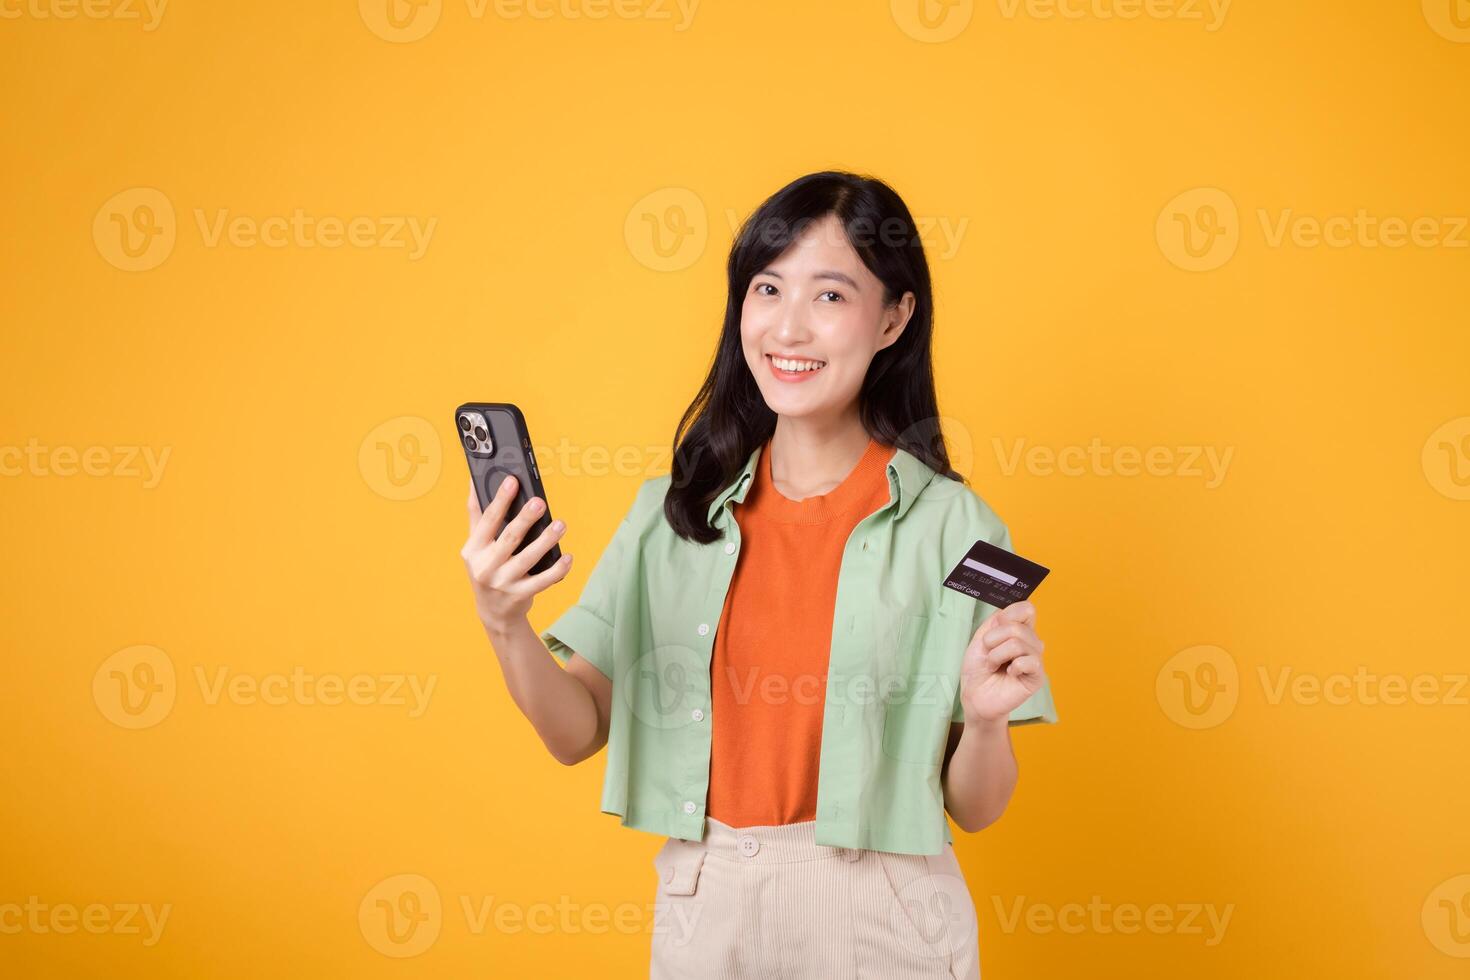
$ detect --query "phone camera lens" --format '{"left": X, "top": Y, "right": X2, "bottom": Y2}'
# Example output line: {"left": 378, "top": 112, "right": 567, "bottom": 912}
{"left": 474, "top": 426, "right": 488, "bottom": 442}
{"left": 463, "top": 436, "right": 476, "bottom": 452}
{"left": 458, "top": 416, "right": 471, "bottom": 433}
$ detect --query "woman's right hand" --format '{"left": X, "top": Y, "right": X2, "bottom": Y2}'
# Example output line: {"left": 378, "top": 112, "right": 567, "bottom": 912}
{"left": 462, "top": 474, "right": 572, "bottom": 634}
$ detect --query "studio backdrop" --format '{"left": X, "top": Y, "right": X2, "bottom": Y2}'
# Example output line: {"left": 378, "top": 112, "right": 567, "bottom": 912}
{"left": 2, "top": 1, "right": 1467, "bottom": 977}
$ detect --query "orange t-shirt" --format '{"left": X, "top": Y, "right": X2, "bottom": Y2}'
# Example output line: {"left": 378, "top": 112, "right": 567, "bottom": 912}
{"left": 705, "top": 434, "right": 897, "bottom": 828}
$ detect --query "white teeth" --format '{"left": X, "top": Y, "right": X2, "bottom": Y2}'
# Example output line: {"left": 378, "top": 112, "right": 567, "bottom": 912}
{"left": 771, "top": 355, "right": 826, "bottom": 373}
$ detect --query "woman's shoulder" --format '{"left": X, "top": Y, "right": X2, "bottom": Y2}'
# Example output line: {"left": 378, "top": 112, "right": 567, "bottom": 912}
{"left": 913, "top": 469, "right": 1011, "bottom": 549}
{"left": 627, "top": 473, "right": 673, "bottom": 529}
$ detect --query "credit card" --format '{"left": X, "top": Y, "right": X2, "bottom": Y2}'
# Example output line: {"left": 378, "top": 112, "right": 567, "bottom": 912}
{"left": 942, "top": 537, "right": 1050, "bottom": 607}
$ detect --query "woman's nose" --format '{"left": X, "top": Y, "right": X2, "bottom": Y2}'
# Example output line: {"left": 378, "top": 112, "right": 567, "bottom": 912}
{"left": 773, "top": 303, "right": 810, "bottom": 343}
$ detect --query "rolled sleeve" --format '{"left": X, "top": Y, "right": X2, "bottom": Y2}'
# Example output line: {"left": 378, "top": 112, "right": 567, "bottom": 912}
{"left": 950, "top": 521, "right": 1059, "bottom": 725}
{"left": 538, "top": 484, "right": 645, "bottom": 681}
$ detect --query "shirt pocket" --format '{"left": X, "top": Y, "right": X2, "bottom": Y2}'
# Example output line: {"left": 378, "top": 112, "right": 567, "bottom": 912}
{"left": 881, "top": 612, "right": 959, "bottom": 765}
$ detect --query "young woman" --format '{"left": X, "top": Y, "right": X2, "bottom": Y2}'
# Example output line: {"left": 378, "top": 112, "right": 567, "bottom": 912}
{"left": 461, "top": 171, "right": 1056, "bottom": 979}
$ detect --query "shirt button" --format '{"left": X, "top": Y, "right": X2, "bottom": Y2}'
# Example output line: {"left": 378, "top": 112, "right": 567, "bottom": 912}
{"left": 738, "top": 834, "right": 760, "bottom": 857}
{"left": 683, "top": 800, "right": 698, "bottom": 814}
{"left": 691, "top": 708, "right": 705, "bottom": 722}
{"left": 697, "top": 623, "right": 710, "bottom": 636}
{"left": 724, "top": 541, "right": 737, "bottom": 554}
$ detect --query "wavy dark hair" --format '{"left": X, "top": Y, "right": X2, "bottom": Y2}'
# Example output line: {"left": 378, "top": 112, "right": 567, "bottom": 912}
{"left": 664, "top": 170, "right": 965, "bottom": 544}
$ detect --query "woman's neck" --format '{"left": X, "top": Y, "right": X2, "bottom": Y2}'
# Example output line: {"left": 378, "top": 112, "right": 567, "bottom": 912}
{"left": 766, "top": 412, "right": 874, "bottom": 501}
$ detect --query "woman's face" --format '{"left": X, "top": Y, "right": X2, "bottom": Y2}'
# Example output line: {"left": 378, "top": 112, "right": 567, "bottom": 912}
{"left": 740, "top": 212, "right": 915, "bottom": 424}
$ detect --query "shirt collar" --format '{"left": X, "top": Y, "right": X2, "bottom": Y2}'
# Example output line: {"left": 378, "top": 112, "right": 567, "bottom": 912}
{"left": 705, "top": 439, "right": 938, "bottom": 525}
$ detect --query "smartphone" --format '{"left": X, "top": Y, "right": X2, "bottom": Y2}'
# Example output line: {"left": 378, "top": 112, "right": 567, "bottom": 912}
{"left": 455, "top": 402, "right": 562, "bottom": 576}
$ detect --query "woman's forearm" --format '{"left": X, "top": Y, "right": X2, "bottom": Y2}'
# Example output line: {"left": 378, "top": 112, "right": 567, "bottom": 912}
{"left": 942, "top": 716, "right": 1018, "bottom": 832}
{"left": 484, "top": 615, "right": 600, "bottom": 765}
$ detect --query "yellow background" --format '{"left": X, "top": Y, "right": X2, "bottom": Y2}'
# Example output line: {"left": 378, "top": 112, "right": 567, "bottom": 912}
{"left": 3, "top": 0, "right": 1468, "bottom": 976}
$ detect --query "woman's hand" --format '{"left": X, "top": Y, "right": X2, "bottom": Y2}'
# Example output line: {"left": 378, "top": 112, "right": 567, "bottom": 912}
{"left": 959, "top": 600, "right": 1046, "bottom": 725}
{"left": 462, "top": 475, "right": 572, "bottom": 635}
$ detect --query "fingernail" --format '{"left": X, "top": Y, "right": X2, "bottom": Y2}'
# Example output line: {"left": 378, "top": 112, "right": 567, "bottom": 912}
{"left": 551, "top": 519, "right": 564, "bottom": 530}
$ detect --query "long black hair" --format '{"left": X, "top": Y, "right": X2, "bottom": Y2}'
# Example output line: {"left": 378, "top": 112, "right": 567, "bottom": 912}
{"left": 664, "top": 170, "right": 965, "bottom": 544}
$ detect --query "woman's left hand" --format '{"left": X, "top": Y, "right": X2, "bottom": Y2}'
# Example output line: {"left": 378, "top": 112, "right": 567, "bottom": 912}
{"left": 959, "top": 600, "right": 1046, "bottom": 724}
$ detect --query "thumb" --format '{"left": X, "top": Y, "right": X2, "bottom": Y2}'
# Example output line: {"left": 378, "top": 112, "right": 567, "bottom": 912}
{"left": 965, "top": 614, "right": 999, "bottom": 676}
{"left": 969, "top": 608, "right": 1002, "bottom": 651}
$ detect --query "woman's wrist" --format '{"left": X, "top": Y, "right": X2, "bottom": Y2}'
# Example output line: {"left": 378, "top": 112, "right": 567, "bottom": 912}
{"left": 960, "top": 711, "right": 1010, "bottom": 737}
{"left": 483, "top": 613, "right": 530, "bottom": 645}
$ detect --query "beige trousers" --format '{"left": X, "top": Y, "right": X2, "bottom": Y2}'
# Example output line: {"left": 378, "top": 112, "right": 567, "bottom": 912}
{"left": 649, "top": 816, "right": 981, "bottom": 980}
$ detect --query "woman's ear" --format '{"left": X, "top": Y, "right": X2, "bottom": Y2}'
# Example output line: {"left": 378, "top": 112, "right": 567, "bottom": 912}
{"left": 877, "top": 290, "right": 917, "bottom": 352}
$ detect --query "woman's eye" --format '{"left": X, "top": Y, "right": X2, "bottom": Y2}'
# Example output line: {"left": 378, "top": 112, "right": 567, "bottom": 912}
{"left": 818, "top": 290, "right": 843, "bottom": 302}
{"left": 754, "top": 282, "right": 777, "bottom": 296}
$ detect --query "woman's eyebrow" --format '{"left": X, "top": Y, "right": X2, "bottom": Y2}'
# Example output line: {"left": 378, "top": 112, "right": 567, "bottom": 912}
{"left": 755, "top": 268, "right": 862, "bottom": 290}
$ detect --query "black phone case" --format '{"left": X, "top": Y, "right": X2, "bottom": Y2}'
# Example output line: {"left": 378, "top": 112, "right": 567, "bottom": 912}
{"left": 455, "top": 402, "right": 561, "bottom": 576}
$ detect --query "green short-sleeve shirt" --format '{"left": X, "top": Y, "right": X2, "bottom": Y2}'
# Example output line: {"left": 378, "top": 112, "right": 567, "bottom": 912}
{"left": 540, "top": 441, "right": 1057, "bottom": 855}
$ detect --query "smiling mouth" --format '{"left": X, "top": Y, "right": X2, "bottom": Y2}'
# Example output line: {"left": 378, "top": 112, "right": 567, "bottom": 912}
{"left": 765, "top": 353, "right": 827, "bottom": 375}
